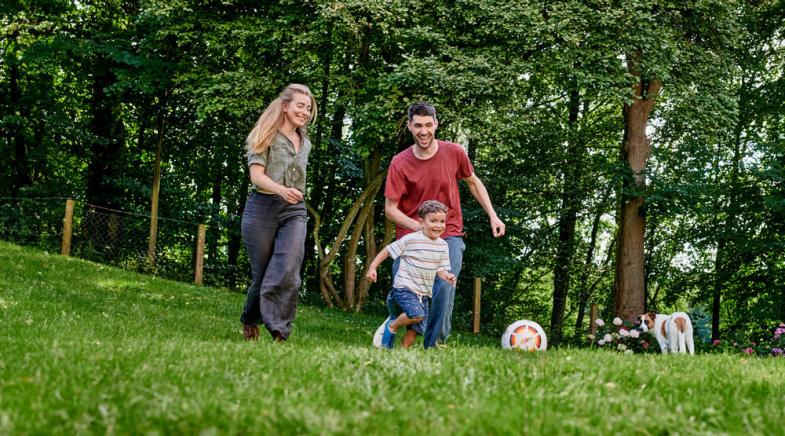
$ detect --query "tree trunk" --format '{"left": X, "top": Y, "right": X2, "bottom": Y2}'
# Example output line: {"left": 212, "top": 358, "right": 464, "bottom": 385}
{"left": 613, "top": 56, "right": 661, "bottom": 321}
{"left": 574, "top": 188, "right": 609, "bottom": 333}
{"left": 85, "top": 60, "right": 125, "bottom": 208}
{"left": 7, "top": 30, "right": 32, "bottom": 196}
{"left": 311, "top": 170, "right": 386, "bottom": 309}
{"left": 550, "top": 84, "right": 582, "bottom": 346}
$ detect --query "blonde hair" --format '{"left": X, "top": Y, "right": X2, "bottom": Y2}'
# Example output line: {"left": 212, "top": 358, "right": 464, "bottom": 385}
{"left": 245, "top": 83, "right": 318, "bottom": 155}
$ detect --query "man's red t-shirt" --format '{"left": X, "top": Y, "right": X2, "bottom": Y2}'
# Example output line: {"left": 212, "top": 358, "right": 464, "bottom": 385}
{"left": 384, "top": 140, "right": 474, "bottom": 239}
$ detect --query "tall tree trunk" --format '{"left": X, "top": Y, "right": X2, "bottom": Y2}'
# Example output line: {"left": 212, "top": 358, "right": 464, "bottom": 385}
{"left": 613, "top": 55, "right": 661, "bottom": 321}
{"left": 85, "top": 60, "right": 124, "bottom": 208}
{"left": 550, "top": 84, "right": 582, "bottom": 346}
{"left": 7, "top": 31, "right": 32, "bottom": 196}
{"left": 574, "top": 188, "right": 610, "bottom": 333}
{"left": 712, "top": 106, "right": 746, "bottom": 339}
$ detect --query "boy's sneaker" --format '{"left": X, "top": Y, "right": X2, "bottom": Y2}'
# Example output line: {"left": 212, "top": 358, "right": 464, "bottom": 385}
{"left": 381, "top": 318, "right": 396, "bottom": 349}
{"left": 372, "top": 317, "right": 391, "bottom": 349}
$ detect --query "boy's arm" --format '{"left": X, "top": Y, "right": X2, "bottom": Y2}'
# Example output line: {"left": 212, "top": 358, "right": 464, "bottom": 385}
{"left": 437, "top": 269, "right": 456, "bottom": 286}
{"left": 365, "top": 247, "right": 391, "bottom": 282}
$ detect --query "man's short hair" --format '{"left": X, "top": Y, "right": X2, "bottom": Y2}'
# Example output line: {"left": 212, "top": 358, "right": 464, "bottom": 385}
{"left": 407, "top": 102, "right": 437, "bottom": 121}
{"left": 418, "top": 200, "right": 448, "bottom": 218}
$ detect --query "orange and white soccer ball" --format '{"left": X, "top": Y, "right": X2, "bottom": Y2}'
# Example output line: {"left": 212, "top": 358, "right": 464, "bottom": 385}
{"left": 501, "top": 320, "right": 547, "bottom": 351}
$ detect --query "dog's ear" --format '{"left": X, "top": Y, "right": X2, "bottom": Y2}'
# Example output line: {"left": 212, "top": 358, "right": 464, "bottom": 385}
{"left": 647, "top": 311, "right": 656, "bottom": 319}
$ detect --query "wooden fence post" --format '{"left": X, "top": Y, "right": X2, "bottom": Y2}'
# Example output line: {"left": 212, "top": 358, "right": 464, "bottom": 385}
{"left": 194, "top": 224, "right": 206, "bottom": 286}
{"left": 589, "top": 303, "right": 598, "bottom": 336}
{"left": 61, "top": 198, "right": 75, "bottom": 256}
{"left": 472, "top": 277, "right": 482, "bottom": 334}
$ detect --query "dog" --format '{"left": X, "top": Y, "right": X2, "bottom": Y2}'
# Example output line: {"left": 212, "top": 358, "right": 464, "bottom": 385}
{"left": 637, "top": 311, "right": 695, "bottom": 355}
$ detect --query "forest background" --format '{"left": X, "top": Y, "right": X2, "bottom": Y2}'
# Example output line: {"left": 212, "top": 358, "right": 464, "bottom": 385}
{"left": 2, "top": 0, "right": 784, "bottom": 347}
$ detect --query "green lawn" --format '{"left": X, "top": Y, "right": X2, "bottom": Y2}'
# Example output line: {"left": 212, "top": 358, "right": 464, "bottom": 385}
{"left": 1, "top": 240, "right": 784, "bottom": 434}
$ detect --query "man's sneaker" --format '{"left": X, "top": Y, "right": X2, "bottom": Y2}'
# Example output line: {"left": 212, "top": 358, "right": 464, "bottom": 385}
{"left": 381, "top": 318, "right": 396, "bottom": 349}
{"left": 372, "top": 317, "right": 391, "bottom": 348}
{"left": 243, "top": 325, "right": 259, "bottom": 341}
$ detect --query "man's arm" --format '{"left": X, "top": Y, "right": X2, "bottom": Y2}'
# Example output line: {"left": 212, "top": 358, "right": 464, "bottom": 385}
{"left": 384, "top": 197, "right": 421, "bottom": 232}
{"left": 463, "top": 173, "right": 505, "bottom": 238}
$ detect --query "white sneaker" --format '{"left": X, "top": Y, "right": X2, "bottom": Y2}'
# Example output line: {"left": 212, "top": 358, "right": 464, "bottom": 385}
{"left": 372, "top": 317, "right": 390, "bottom": 349}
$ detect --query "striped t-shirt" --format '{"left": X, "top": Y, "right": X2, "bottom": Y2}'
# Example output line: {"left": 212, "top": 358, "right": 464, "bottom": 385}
{"left": 388, "top": 231, "right": 451, "bottom": 298}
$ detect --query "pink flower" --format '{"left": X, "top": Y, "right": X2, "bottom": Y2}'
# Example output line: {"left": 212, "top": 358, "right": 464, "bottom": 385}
{"left": 619, "top": 329, "right": 629, "bottom": 337}
{"left": 603, "top": 334, "right": 612, "bottom": 343}
{"left": 744, "top": 348, "right": 754, "bottom": 355}
{"left": 642, "top": 341, "right": 650, "bottom": 349}
{"left": 595, "top": 319, "right": 605, "bottom": 327}
{"left": 713, "top": 339, "right": 720, "bottom": 346}
{"left": 598, "top": 339, "right": 606, "bottom": 346}
{"left": 630, "top": 330, "right": 640, "bottom": 339}
{"left": 613, "top": 317, "right": 623, "bottom": 326}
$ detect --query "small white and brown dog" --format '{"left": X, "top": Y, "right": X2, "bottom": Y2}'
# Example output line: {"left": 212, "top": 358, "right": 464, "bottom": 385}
{"left": 637, "top": 311, "right": 695, "bottom": 355}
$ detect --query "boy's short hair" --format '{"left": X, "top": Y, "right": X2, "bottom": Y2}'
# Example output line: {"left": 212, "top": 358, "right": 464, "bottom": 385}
{"left": 418, "top": 200, "right": 448, "bottom": 218}
{"left": 407, "top": 102, "right": 437, "bottom": 121}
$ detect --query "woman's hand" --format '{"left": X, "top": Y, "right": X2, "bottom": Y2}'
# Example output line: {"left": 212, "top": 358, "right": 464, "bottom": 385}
{"left": 278, "top": 187, "right": 304, "bottom": 204}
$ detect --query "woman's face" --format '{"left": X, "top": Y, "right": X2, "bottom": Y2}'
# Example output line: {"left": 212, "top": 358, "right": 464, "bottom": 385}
{"left": 283, "top": 93, "right": 313, "bottom": 129}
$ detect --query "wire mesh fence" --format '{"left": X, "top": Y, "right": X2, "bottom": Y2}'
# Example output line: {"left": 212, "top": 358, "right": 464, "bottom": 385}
{"left": 0, "top": 197, "right": 249, "bottom": 292}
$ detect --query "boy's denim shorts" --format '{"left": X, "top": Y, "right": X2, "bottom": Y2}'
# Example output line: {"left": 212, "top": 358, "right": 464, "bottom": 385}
{"left": 387, "top": 287, "right": 429, "bottom": 335}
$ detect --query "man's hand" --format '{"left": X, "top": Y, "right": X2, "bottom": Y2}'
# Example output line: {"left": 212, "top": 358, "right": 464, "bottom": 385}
{"left": 490, "top": 215, "right": 506, "bottom": 238}
{"left": 366, "top": 267, "right": 378, "bottom": 283}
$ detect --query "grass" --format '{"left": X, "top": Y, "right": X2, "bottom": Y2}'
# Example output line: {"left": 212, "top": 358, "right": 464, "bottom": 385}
{"left": 1, "top": 240, "right": 784, "bottom": 434}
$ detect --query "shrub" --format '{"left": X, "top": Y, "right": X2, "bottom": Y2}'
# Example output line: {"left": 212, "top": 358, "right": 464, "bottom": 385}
{"left": 588, "top": 317, "right": 654, "bottom": 354}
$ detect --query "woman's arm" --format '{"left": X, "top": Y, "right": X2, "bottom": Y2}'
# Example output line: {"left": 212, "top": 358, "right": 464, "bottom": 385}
{"left": 249, "top": 164, "right": 303, "bottom": 204}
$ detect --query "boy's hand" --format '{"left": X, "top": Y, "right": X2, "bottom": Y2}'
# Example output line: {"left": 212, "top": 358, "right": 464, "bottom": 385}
{"left": 366, "top": 268, "right": 377, "bottom": 282}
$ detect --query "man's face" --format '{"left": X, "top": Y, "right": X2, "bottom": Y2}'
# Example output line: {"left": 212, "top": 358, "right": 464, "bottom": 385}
{"left": 419, "top": 211, "right": 446, "bottom": 240}
{"left": 408, "top": 114, "right": 438, "bottom": 149}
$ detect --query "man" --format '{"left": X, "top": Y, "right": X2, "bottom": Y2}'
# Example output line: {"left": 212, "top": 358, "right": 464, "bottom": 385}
{"left": 382, "top": 101, "right": 505, "bottom": 349}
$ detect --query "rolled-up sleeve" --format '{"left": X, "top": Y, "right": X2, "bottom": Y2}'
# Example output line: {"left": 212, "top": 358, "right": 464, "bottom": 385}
{"left": 247, "top": 148, "right": 269, "bottom": 168}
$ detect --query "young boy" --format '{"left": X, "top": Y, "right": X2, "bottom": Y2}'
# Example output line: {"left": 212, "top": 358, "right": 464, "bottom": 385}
{"left": 366, "top": 200, "right": 456, "bottom": 349}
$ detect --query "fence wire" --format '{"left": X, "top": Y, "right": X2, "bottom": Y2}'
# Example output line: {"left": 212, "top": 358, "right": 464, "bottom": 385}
{"left": 0, "top": 198, "right": 249, "bottom": 291}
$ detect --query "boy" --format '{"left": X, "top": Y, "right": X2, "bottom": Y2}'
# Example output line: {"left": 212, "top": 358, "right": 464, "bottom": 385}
{"left": 366, "top": 200, "right": 457, "bottom": 349}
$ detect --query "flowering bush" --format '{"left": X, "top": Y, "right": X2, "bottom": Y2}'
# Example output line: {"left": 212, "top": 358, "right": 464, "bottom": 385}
{"left": 707, "top": 323, "right": 785, "bottom": 357}
{"left": 588, "top": 317, "right": 653, "bottom": 354}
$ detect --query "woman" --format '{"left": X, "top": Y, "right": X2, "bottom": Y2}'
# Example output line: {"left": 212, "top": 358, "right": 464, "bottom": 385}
{"left": 240, "top": 84, "right": 317, "bottom": 342}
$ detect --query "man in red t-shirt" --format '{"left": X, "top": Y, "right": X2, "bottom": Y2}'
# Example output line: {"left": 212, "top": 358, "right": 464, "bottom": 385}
{"left": 382, "top": 101, "right": 505, "bottom": 349}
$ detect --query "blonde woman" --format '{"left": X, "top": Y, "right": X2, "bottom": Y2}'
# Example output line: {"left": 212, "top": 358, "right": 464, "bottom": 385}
{"left": 240, "top": 84, "right": 317, "bottom": 342}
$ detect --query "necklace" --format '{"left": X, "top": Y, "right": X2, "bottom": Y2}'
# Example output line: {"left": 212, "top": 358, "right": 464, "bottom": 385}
{"left": 281, "top": 128, "right": 301, "bottom": 150}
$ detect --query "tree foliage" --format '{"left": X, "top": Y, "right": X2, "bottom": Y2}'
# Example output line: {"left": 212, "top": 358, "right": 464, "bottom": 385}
{"left": 2, "top": 0, "right": 783, "bottom": 343}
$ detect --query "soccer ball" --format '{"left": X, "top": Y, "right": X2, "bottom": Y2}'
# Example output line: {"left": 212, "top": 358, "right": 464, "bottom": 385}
{"left": 501, "top": 320, "right": 547, "bottom": 351}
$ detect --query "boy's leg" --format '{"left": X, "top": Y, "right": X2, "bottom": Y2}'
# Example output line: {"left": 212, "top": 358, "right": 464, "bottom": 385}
{"left": 385, "top": 288, "right": 427, "bottom": 349}
{"left": 373, "top": 257, "right": 402, "bottom": 347}
{"left": 424, "top": 237, "right": 465, "bottom": 349}
{"left": 401, "top": 330, "right": 419, "bottom": 348}
{"left": 389, "top": 312, "right": 423, "bottom": 333}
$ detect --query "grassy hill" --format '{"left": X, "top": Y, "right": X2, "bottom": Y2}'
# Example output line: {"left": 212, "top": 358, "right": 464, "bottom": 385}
{"left": 1, "top": 241, "right": 783, "bottom": 434}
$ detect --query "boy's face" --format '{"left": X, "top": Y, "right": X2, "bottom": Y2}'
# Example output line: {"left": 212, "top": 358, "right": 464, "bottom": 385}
{"left": 420, "top": 211, "right": 447, "bottom": 239}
